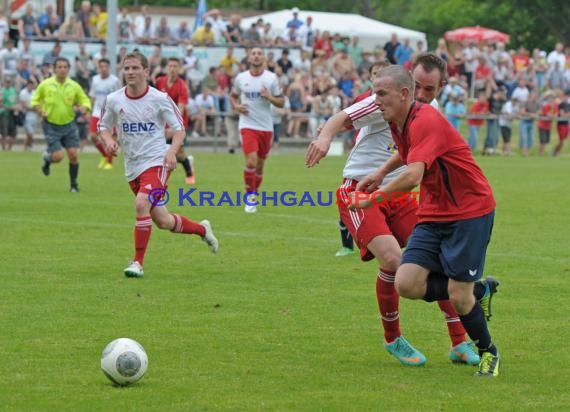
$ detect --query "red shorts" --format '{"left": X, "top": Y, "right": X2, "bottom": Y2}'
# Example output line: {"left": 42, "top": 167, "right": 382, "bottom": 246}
{"left": 337, "top": 178, "right": 418, "bottom": 261}
{"left": 240, "top": 128, "right": 273, "bottom": 159}
{"left": 557, "top": 124, "right": 569, "bottom": 141}
{"left": 128, "top": 165, "right": 171, "bottom": 196}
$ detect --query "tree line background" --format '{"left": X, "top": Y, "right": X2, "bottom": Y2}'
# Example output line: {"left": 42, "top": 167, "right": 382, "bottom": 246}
{"left": 115, "top": 0, "right": 569, "bottom": 51}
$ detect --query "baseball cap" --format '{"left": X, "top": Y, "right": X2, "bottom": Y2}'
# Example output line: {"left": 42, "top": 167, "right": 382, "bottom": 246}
{"left": 292, "top": 7, "right": 300, "bottom": 13}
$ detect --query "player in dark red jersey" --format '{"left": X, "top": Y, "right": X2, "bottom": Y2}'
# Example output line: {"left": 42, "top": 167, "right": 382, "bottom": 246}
{"left": 155, "top": 57, "right": 196, "bottom": 184}
{"left": 353, "top": 65, "right": 500, "bottom": 377}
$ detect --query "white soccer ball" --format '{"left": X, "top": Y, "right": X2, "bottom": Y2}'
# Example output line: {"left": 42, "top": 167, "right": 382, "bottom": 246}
{"left": 101, "top": 338, "right": 148, "bottom": 386}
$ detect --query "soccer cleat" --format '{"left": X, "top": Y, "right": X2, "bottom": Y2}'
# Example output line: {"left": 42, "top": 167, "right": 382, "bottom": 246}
{"left": 70, "top": 185, "right": 80, "bottom": 193}
{"left": 97, "top": 156, "right": 107, "bottom": 169}
{"left": 42, "top": 162, "right": 50, "bottom": 176}
{"left": 384, "top": 336, "right": 426, "bottom": 366}
{"left": 478, "top": 277, "right": 499, "bottom": 321}
{"left": 124, "top": 261, "right": 144, "bottom": 278}
{"left": 185, "top": 175, "right": 196, "bottom": 184}
{"left": 244, "top": 194, "right": 257, "bottom": 213}
{"left": 474, "top": 351, "right": 500, "bottom": 377}
{"left": 41, "top": 152, "right": 50, "bottom": 176}
{"left": 102, "top": 160, "right": 113, "bottom": 170}
{"left": 335, "top": 247, "right": 355, "bottom": 257}
{"left": 200, "top": 220, "right": 219, "bottom": 253}
{"left": 449, "top": 341, "right": 480, "bottom": 365}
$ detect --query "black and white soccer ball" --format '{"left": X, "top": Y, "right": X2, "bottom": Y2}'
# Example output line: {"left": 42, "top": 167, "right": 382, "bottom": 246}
{"left": 101, "top": 338, "right": 148, "bottom": 386}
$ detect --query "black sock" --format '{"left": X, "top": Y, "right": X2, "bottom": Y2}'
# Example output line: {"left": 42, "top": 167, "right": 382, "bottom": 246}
{"left": 179, "top": 157, "right": 192, "bottom": 177}
{"left": 339, "top": 219, "right": 353, "bottom": 249}
{"left": 459, "top": 303, "right": 497, "bottom": 356}
{"left": 473, "top": 280, "right": 485, "bottom": 300}
{"left": 423, "top": 272, "right": 449, "bottom": 302}
{"left": 69, "top": 163, "right": 79, "bottom": 186}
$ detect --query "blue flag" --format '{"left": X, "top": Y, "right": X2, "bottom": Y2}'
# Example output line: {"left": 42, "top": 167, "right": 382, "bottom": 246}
{"left": 193, "top": 0, "right": 208, "bottom": 33}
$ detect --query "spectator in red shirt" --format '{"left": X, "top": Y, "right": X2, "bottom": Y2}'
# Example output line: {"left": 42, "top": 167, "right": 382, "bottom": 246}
{"left": 512, "top": 46, "right": 530, "bottom": 73}
{"left": 467, "top": 91, "right": 489, "bottom": 151}
{"left": 474, "top": 56, "right": 496, "bottom": 98}
{"left": 537, "top": 92, "right": 558, "bottom": 156}
{"left": 314, "top": 30, "right": 334, "bottom": 59}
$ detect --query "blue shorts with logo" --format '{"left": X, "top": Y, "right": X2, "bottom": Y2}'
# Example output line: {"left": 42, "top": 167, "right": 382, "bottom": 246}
{"left": 401, "top": 211, "right": 494, "bottom": 282}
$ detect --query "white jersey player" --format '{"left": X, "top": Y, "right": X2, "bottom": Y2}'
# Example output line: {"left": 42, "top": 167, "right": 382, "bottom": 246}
{"left": 89, "top": 58, "right": 122, "bottom": 170}
{"left": 230, "top": 47, "right": 284, "bottom": 213}
{"left": 99, "top": 85, "right": 183, "bottom": 181}
{"left": 98, "top": 51, "right": 218, "bottom": 279}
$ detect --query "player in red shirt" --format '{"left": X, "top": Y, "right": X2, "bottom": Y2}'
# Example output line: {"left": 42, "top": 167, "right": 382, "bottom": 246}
{"left": 467, "top": 91, "right": 489, "bottom": 151}
{"left": 155, "top": 57, "right": 196, "bottom": 184}
{"left": 353, "top": 65, "right": 501, "bottom": 377}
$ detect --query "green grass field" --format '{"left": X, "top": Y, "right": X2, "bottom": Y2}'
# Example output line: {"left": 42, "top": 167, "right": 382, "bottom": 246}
{"left": 1, "top": 149, "right": 569, "bottom": 411}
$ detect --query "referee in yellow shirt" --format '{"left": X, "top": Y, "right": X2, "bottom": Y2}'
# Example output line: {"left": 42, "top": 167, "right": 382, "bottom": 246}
{"left": 31, "top": 57, "right": 92, "bottom": 192}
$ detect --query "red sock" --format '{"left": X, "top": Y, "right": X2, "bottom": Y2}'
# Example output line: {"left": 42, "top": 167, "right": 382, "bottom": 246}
{"left": 438, "top": 300, "right": 467, "bottom": 347}
{"left": 244, "top": 167, "right": 256, "bottom": 193}
{"left": 94, "top": 139, "right": 109, "bottom": 158}
{"left": 377, "top": 269, "right": 401, "bottom": 343}
{"left": 170, "top": 214, "right": 206, "bottom": 236}
{"left": 254, "top": 173, "right": 263, "bottom": 191}
{"left": 134, "top": 216, "right": 152, "bottom": 265}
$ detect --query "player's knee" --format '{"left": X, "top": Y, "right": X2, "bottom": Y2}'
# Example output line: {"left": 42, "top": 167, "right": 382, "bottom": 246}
{"left": 378, "top": 251, "right": 400, "bottom": 272}
{"left": 52, "top": 151, "right": 65, "bottom": 162}
{"left": 154, "top": 216, "right": 172, "bottom": 230}
{"left": 135, "top": 200, "right": 151, "bottom": 216}
{"left": 448, "top": 289, "right": 476, "bottom": 316}
{"left": 394, "top": 274, "right": 422, "bottom": 299}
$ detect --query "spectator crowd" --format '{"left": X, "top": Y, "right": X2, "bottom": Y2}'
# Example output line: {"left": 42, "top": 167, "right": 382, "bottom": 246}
{"left": 1, "top": 2, "right": 569, "bottom": 156}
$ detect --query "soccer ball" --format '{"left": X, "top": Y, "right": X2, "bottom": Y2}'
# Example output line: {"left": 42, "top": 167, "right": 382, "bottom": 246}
{"left": 101, "top": 338, "right": 148, "bottom": 386}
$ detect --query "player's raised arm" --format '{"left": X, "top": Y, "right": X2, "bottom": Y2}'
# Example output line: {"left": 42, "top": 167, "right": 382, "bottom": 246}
{"left": 305, "top": 111, "right": 352, "bottom": 167}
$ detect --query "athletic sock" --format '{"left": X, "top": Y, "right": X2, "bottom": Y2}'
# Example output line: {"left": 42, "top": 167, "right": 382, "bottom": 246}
{"left": 134, "top": 216, "right": 152, "bottom": 265}
{"left": 94, "top": 139, "right": 110, "bottom": 159}
{"left": 254, "top": 173, "right": 263, "bottom": 192}
{"left": 244, "top": 167, "right": 256, "bottom": 193}
{"left": 377, "top": 269, "right": 400, "bottom": 343}
{"left": 474, "top": 281, "right": 486, "bottom": 300}
{"left": 69, "top": 163, "right": 79, "bottom": 187}
{"left": 339, "top": 219, "right": 354, "bottom": 249}
{"left": 179, "top": 157, "right": 193, "bottom": 177}
{"left": 459, "top": 303, "right": 497, "bottom": 356}
{"left": 423, "top": 271, "right": 449, "bottom": 302}
{"left": 438, "top": 300, "right": 468, "bottom": 346}
{"left": 170, "top": 213, "right": 206, "bottom": 236}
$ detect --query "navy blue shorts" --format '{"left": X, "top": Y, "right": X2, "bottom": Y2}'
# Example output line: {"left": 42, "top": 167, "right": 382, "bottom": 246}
{"left": 401, "top": 211, "right": 495, "bottom": 282}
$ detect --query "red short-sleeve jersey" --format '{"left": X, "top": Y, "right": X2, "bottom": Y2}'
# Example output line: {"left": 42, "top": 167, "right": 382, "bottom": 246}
{"left": 154, "top": 77, "right": 189, "bottom": 127}
{"left": 389, "top": 102, "right": 496, "bottom": 222}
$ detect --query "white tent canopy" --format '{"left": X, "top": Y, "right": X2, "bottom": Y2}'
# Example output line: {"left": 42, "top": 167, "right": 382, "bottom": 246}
{"left": 242, "top": 9, "right": 427, "bottom": 52}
